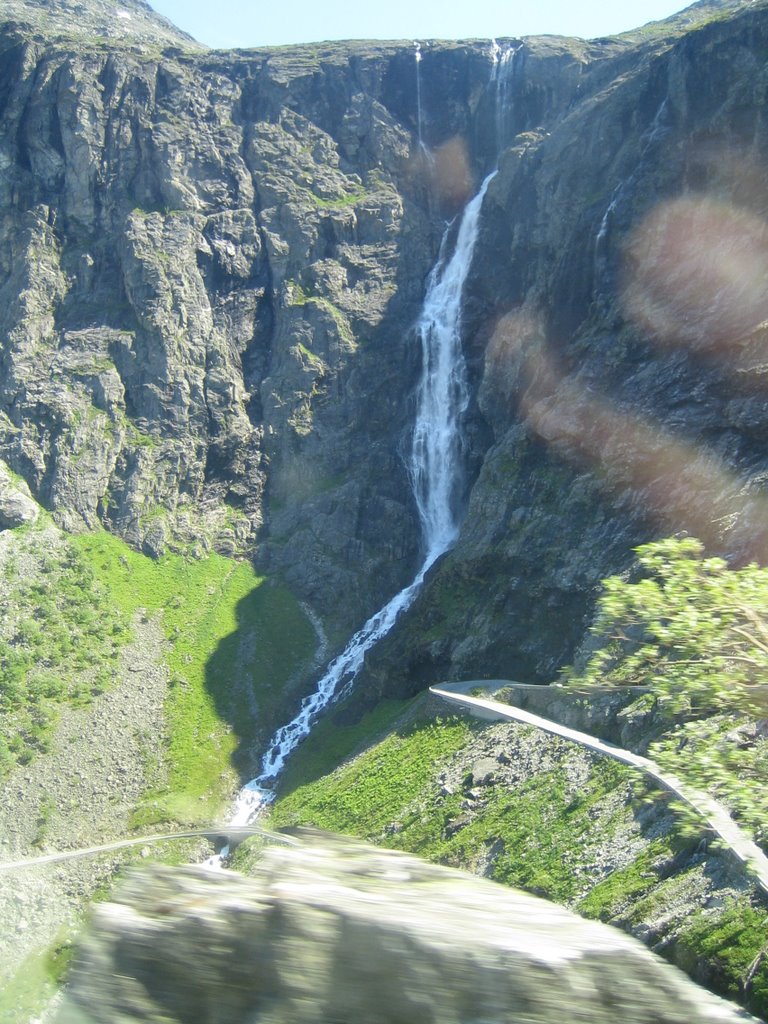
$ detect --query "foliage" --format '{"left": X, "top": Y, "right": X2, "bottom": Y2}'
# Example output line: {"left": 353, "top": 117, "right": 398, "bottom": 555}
{"left": 383, "top": 754, "right": 634, "bottom": 905}
{"left": 568, "top": 536, "right": 768, "bottom": 714}
{"left": 268, "top": 716, "right": 471, "bottom": 837}
{"left": 576, "top": 838, "right": 679, "bottom": 920}
{"left": 73, "top": 530, "right": 315, "bottom": 826}
{"left": 565, "top": 536, "right": 768, "bottom": 844}
{"left": 0, "top": 932, "right": 73, "bottom": 1024}
{"left": 275, "top": 697, "right": 412, "bottom": 796}
{"left": 676, "top": 899, "right": 768, "bottom": 1017}
{"left": 652, "top": 715, "right": 768, "bottom": 845}
{"left": 0, "top": 517, "right": 316, "bottom": 818}
{"left": 263, "top": 707, "right": 637, "bottom": 905}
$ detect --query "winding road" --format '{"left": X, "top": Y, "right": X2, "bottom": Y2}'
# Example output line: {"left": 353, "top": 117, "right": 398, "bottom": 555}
{"left": 430, "top": 681, "right": 768, "bottom": 898}
{"left": 0, "top": 825, "right": 296, "bottom": 873}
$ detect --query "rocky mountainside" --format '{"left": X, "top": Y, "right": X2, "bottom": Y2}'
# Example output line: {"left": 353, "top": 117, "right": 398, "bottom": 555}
{"left": 363, "top": 0, "right": 768, "bottom": 692}
{"left": 2, "top": 0, "right": 768, "bottom": 668}
{"left": 4, "top": 1, "right": 768, "bottom": 1019}
{"left": 1, "top": 0, "right": 197, "bottom": 49}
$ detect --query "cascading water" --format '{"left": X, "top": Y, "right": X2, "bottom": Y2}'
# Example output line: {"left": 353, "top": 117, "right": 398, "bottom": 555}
{"left": 410, "top": 174, "right": 496, "bottom": 559}
{"left": 213, "top": 180, "right": 497, "bottom": 839}
{"left": 414, "top": 41, "right": 425, "bottom": 149}
{"left": 491, "top": 42, "right": 517, "bottom": 154}
{"left": 594, "top": 97, "right": 671, "bottom": 276}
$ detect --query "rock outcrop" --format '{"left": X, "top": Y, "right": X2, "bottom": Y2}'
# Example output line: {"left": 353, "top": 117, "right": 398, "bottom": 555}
{"left": 0, "top": 456, "right": 39, "bottom": 527}
{"left": 55, "top": 833, "right": 759, "bottom": 1024}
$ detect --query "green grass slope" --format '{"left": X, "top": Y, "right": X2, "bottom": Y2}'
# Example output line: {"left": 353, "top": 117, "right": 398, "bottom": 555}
{"left": 72, "top": 528, "right": 317, "bottom": 825}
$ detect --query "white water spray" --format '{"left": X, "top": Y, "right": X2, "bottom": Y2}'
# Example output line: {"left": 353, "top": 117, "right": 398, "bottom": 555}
{"left": 214, "top": 173, "right": 497, "bottom": 840}
{"left": 410, "top": 172, "right": 495, "bottom": 558}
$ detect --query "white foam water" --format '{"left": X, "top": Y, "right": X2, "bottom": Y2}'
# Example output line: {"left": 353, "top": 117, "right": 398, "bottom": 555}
{"left": 415, "top": 41, "right": 425, "bottom": 148}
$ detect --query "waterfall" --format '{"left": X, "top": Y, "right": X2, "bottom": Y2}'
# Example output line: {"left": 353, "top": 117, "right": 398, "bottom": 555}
{"left": 415, "top": 41, "right": 425, "bottom": 149}
{"left": 595, "top": 181, "right": 624, "bottom": 261}
{"left": 594, "top": 97, "right": 670, "bottom": 276}
{"left": 410, "top": 172, "right": 495, "bottom": 558}
{"left": 214, "top": 172, "right": 497, "bottom": 838}
{"left": 493, "top": 44, "right": 517, "bottom": 154}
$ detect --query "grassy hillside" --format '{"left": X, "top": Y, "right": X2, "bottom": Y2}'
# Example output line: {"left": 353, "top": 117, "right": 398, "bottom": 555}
{"left": 0, "top": 519, "right": 319, "bottom": 1024}
{"left": 0, "top": 519, "right": 318, "bottom": 822}
{"left": 73, "top": 529, "right": 317, "bottom": 825}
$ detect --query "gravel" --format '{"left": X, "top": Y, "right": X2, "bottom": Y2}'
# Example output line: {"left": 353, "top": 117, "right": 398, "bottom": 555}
{"left": 0, "top": 611, "right": 173, "bottom": 982}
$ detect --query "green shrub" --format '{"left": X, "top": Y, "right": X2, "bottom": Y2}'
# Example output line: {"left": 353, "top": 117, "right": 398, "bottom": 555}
{"left": 565, "top": 536, "right": 768, "bottom": 844}
{"left": 566, "top": 536, "right": 768, "bottom": 713}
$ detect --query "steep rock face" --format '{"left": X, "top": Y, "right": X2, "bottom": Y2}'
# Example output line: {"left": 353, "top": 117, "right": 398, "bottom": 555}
{"left": 0, "top": 29, "right": 422, "bottom": 625}
{"left": 0, "top": 4, "right": 599, "bottom": 638}
{"left": 56, "top": 835, "right": 758, "bottom": 1024}
{"left": 3, "top": 0, "right": 768, "bottom": 673}
{"left": 361, "top": 0, "right": 768, "bottom": 695}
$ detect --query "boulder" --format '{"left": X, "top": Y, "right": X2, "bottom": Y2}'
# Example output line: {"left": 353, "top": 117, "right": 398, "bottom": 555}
{"left": 56, "top": 833, "right": 757, "bottom": 1024}
{"left": 0, "top": 460, "right": 40, "bottom": 529}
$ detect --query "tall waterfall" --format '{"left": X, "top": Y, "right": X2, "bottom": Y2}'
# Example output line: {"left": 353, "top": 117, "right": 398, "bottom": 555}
{"left": 220, "top": 173, "right": 497, "bottom": 830}
{"left": 410, "top": 173, "right": 495, "bottom": 559}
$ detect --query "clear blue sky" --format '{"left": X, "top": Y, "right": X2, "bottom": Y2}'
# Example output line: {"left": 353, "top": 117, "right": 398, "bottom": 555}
{"left": 147, "top": 0, "right": 695, "bottom": 49}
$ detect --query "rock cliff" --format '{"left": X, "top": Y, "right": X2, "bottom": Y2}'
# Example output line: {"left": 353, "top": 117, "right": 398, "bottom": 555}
{"left": 5, "top": 3, "right": 768, "bottom": 1019}
{"left": 362, "top": 0, "right": 768, "bottom": 692}
{"left": 2, "top": 0, "right": 768, "bottom": 685}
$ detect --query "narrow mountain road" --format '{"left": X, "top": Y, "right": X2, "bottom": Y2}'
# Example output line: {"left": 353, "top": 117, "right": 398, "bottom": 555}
{"left": 0, "top": 826, "right": 295, "bottom": 872}
{"left": 430, "top": 682, "right": 768, "bottom": 898}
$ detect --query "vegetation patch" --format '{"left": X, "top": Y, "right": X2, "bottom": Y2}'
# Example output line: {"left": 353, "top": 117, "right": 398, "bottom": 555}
{"left": 576, "top": 837, "right": 677, "bottom": 920}
{"left": 275, "top": 697, "right": 413, "bottom": 796}
{"left": 72, "top": 529, "right": 316, "bottom": 825}
{"left": 0, "top": 523, "right": 130, "bottom": 775}
{"left": 266, "top": 715, "right": 471, "bottom": 837}
{"left": 260, "top": 707, "right": 636, "bottom": 906}
{"left": 373, "top": 749, "right": 635, "bottom": 905}
{"left": 675, "top": 899, "right": 768, "bottom": 1018}
{"left": 285, "top": 280, "right": 355, "bottom": 348}
{"left": 307, "top": 185, "right": 367, "bottom": 209}
{"left": 0, "top": 931, "right": 74, "bottom": 1024}
{"left": 564, "top": 536, "right": 768, "bottom": 846}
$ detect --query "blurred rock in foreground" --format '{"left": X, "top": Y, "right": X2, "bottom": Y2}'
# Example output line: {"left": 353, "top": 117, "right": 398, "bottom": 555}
{"left": 55, "top": 832, "right": 759, "bottom": 1024}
